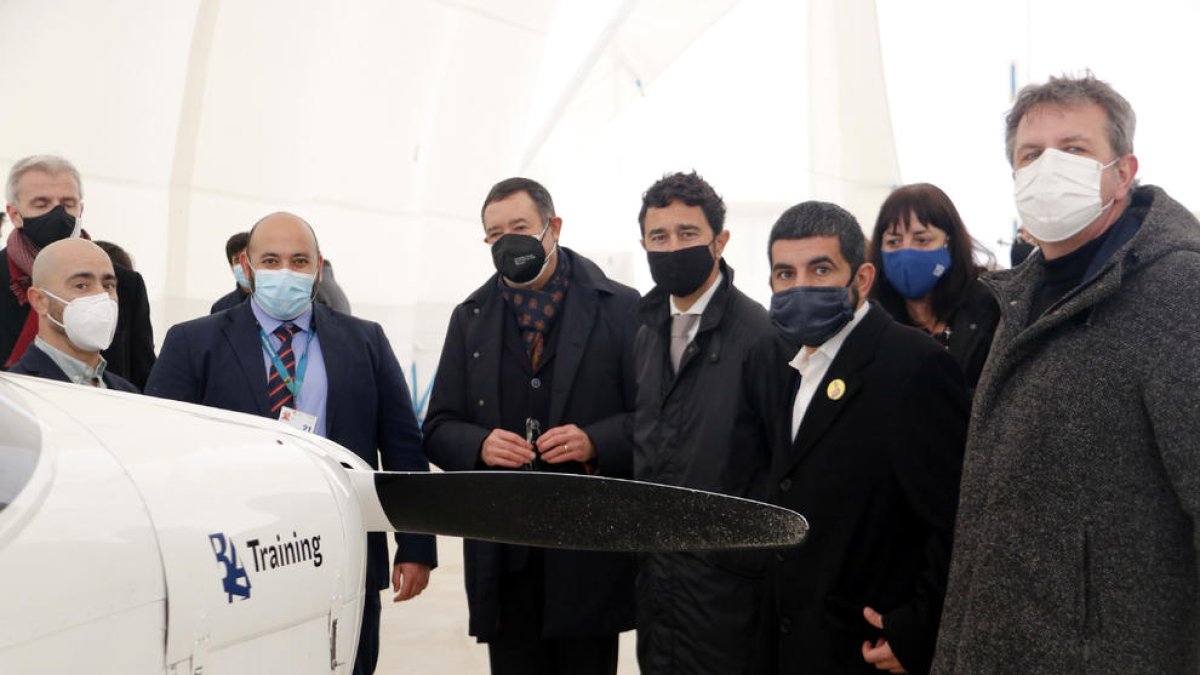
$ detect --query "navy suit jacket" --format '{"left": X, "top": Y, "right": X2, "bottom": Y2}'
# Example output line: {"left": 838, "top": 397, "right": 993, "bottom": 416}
{"left": 144, "top": 301, "right": 436, "bottom": 589}
{"left": 7, "top": 342, "right": 140, "bottom": 392}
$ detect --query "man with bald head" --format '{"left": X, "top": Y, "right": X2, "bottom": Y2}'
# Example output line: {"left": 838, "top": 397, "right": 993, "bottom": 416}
{"left": 146, "top": 212, "right": 437, "bottom": 675}
{"left": 6, "top": 238, "right": 137, "bottom": 392}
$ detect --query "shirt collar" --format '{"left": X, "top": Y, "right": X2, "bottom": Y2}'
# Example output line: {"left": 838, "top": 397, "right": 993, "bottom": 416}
{"left": 788, "top": 301, "right": 870, "bottom": 373}
{"left": 670, "top": 271, "right": 724, "bottom": 317}
{"left": 34, "top": 336, "right": 108, "bottom": 386}
{"left": 250, "top": 298, "right": 314, "bottom": 334}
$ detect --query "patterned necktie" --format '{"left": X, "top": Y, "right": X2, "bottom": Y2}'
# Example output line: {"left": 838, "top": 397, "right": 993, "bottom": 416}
{"left": 268, "top": 323, "right": 301, "bottom": 414}
{"left": 670, "top": 313, "right": 700, "bottom": 374}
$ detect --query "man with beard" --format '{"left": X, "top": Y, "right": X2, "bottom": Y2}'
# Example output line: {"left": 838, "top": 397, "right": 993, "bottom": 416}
{"left": 145, "top": 212, "right": 435, "bottom": 675}
{"left": 753, "top": 201, "right": 967, "bottom": 674}
{"left": 7, "top": 237, "right": 137, "bottom": 392}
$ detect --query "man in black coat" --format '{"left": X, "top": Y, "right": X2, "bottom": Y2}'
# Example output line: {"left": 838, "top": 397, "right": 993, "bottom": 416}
{"left": 7, "top": 237, "right": 137, "bottom": 392}
{"left": 2, "top": 155, "right": 155, "bottom": 387}
{"left": 632, "top": 172, "right": 778, "bottom": 675}
{"left": 753, "top": 202, "right": 968, "bottom": 674}
{"left": 423, "top": 178, "right": 638, "bottom": 675}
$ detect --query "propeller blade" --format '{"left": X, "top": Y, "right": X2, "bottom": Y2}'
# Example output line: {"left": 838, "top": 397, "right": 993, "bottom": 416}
{"left": 368, "top": 471, "right": 807, "bottom": 552}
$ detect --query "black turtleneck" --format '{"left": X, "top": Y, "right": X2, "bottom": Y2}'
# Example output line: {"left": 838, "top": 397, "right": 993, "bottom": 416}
{"left": 1028, "top": 228, "right": 1112, "bottom": 322}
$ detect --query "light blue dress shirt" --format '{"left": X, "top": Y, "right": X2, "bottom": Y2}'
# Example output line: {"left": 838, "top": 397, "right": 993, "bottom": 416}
{"left": 250, "top": 298, "right": 329, "bottom": 437}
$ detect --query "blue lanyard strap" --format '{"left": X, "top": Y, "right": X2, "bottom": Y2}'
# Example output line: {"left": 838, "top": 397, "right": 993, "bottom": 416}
{"left": 259, "top": 325, "right": 315, "bottom": 400}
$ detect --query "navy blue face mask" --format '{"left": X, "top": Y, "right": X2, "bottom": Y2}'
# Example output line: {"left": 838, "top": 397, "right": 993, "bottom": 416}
{"left": 769, "top": 281, "right": 856, "bottom": 347}
{"left": 882, "top": 247, "right": 951, "bottom": 299}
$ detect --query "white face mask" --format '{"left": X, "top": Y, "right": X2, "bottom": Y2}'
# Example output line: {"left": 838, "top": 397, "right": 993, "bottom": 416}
{"left": 41, "top": 290, "right": 119, "bottom": 352}
{"left": 1013, "top": 148, "right": 1118, "bottom": 243}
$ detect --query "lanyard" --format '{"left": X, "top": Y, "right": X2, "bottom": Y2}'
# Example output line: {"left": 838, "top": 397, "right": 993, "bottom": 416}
{"left": 259, "top": 325, "right": 315, "bottom": 400}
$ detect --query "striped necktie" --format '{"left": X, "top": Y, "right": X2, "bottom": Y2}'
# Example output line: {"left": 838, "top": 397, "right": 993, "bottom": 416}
{"left": 268, "top": 323, "right": 301, "bottom": 414}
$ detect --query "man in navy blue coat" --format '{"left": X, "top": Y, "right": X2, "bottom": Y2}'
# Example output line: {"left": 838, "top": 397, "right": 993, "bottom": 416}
{"left": 145, "top": 212, "right": 436, "bottom": 675}
{"left": 6, "top": 237, "right": 137, "bottom": 392}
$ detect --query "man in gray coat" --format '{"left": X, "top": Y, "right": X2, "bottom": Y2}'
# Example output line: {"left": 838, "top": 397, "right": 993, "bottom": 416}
{"left": 933, "top": 74, "right": 1200, "bottom": 673}
{"left": 633, "top": 171, "right": 777, "bottom": 674}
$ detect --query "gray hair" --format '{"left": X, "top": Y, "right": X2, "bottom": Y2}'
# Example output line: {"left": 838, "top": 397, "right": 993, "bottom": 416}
{"left": 1005, "top": 73, "right": 1136, "bottom": 166}
{"left": 5, "top": 155, "right": 84, "bottom": 205}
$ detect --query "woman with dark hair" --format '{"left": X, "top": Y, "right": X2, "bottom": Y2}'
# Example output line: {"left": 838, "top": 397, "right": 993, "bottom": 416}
{"left": 869, "top": 183, "right": 1000, "bottom": 391}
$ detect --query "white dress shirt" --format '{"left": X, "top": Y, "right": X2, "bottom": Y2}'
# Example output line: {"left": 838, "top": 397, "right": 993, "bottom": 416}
{"left": 789, "top": 302, "right": 870, "bottom": 441}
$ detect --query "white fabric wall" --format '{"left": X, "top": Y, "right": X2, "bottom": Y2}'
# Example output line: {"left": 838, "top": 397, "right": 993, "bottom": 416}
{"left": 3, "top": 0, "right": 1199, "bottom": 420}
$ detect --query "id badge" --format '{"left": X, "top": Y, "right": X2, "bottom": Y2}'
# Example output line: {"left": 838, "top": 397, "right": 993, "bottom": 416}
{"left": 280, "top": 406, "right": 318, "bottom": 433}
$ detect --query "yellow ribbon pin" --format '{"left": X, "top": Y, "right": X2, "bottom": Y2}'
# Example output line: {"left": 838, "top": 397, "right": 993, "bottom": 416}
{"left": 826, "top": 378, "right": 846, "bottom": 401}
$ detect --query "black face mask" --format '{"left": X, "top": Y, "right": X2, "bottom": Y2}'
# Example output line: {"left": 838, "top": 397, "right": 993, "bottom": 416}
{"left": 769, "top": 280, "right": 857, "bottom": 347}
{"left": 19, "top": 204, "right": 77, "bottom": 249}
{"left": 492, "top": 226, "right": 552, "bottom": 284}
{"left": 647, "top": 243, "right": 715, "bottom": 297}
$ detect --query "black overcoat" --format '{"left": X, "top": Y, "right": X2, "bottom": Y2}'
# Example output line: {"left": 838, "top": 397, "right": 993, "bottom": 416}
{"left": 632, "top": 261, "right": 778, "bottom": 675}
{"left": 754, "top": 304, "right": 968, "bottom": 675}
{"left": 422, "top": 248, "right": 639, "bottom": 640}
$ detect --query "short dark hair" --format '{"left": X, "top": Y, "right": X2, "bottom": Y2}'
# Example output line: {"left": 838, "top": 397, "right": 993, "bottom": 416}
{"left": 638, "top": 171, "right": 726, "bottom": 236}
{"left": 225, "top": 231, "right": 250, "bottom": 262}
{"left": 868, "top": 183, "right": 989, "bottom": 322}
{"left": 768, "top": 201, "right": 865, "bottom": 270}
{"left": 94, "top": 240, "right": 133, "bottom": 270}
{"left": 1005, "top": 73, "right": 1136, "bottom": 165}
{"left": 481, "top": 177, "right": 555, "bottom": 224}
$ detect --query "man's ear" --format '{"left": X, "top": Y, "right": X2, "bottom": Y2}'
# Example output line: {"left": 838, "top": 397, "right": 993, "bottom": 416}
{"left": 713, "top": 229, "right": 731, "bottom": 258}
{"left": 855, "top": 262, "right": 877, "bottom": 305}
{"left": 6, "top": 203, "right": 21, "bottom": 228}
{"left": 1115, "top": 153, "right": 1139, "bottom": 202}
{"left": 27, "top": 287, "right": 49, "bottom": 316}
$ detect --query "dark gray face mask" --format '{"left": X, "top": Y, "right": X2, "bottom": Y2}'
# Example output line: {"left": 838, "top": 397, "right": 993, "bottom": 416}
{"left": 769, "top": 282, "right": 856, "bottom": 347}
{"left": 492, "top": 224, "right": 553, "bottom": 284}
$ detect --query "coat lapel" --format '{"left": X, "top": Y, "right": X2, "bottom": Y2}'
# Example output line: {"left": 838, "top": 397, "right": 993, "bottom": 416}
{"left": 223, "top": 303, "right": 272, "bottom": 417}
{"left": 785, "top": 306, "right": 886, "bottom": 475}
{"left": 548, "top": 282, "right": 597, "bottom": 426}
{"left": 313, "top": 304, "right": 347, "bottom": 436}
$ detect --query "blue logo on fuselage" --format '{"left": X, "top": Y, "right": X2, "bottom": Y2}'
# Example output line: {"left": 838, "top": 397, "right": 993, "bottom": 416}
{"left": 209, "top": 532, "right": 252, "bottom": 602}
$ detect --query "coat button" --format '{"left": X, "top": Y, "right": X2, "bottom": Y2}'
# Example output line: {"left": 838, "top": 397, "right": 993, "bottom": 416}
{"left": 478, "top": 399, "right": 485, "bottom": 407}
{"left": 779, "top": 478, "right": 792, "bottom": 492}
{"left": 473, "top": 351, "right": 480, "bottom": 359}
{"left": 775, "top": 552, "right": 785, "bottom": 563}
{"left": 779, "top": 617, "right": 791, "bottom": 634}
{"left": 531, "top": 378, "right": 541, "bottom": 389}
{"left": 473, "top": 308, "right": 480, "bottom": 315}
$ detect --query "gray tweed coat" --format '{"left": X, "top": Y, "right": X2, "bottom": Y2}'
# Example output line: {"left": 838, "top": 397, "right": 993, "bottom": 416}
{"left": 932, "top": 185, "right": 1200, "bottom": 674}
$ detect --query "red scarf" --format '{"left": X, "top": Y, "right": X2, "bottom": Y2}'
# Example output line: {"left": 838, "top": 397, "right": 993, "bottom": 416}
{"left": 4, "top": 227, "right": 90, "bottom": 367}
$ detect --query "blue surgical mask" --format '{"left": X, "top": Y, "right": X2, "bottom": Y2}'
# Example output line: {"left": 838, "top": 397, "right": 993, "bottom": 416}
{"left": 231, "top": 264, "right": 250, "bottom": 290}
{"left": 882, "top": 247, "right": 951, "bottom": 299}
{"left": 251, "top": 267, "right": 316, "bottom": 320}
{"left": 769, "top": 284, "right": 856, "bottom": 347}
